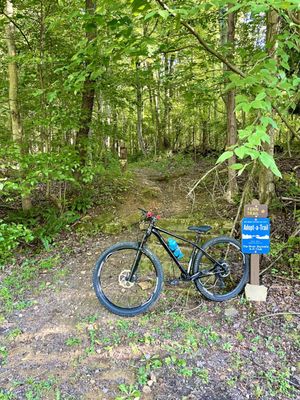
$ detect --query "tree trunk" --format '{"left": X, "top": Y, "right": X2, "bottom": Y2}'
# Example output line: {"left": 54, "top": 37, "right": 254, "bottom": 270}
{"left": 6, "top": 0, "right": 22, "bottom": 144}
{"left": 225, "top": 4, "right": 238, "bottom": 202}
{"left": 202, "top": 120, "right": 209, "bottom": 154}
{"left": 259, "top": 10, "right": 279, "bottom": 204}
{"left": 162, "top": 54, "right": 174, "bottom": 150}
{"left": 148, "top": 85, "right": 157, "bottom": 155}
{"left": 6, "top": 0, "right": 32, "bottom": 211}
{"left": 76, "top": 0, "right": 96, "bottom": 165}
{"left": 136, "top": 61, "right": 146, "bottom": 155}
{"left": 154, "top": 75, "right": 162, "bottom": 151}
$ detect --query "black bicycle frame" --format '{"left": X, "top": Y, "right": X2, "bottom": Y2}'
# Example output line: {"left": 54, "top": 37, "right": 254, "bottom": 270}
{"left": 129, "top": 221, "right": 225, "bottom": 282}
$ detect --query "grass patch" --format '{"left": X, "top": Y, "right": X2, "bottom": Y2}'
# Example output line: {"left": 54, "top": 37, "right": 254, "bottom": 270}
{"left": 0, "top": 256, "right": 60, "bottom": 314}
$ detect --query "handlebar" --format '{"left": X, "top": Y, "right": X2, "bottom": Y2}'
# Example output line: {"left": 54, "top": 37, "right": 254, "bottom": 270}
{"left": 138, "top": 208, "right": 161, "bottom": 222}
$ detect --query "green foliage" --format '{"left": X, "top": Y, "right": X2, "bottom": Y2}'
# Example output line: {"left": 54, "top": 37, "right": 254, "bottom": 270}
{"left": 33, "top": 209, "right": 80, "bottom": 250}
{"left": 262, "top": 368, "right": 294, "bottom": 398}
{"left": 132, "top": 154, "right": 195, "bottom": 173}
{"left": 5, "top": 207, "right": 80, "bottom": 252}
{"left": 116, "top": 384, "right": 141, "bottom": 400}
{"left": 0, "top": 390, "right": 15, "bottom": 400}
{"left": 65, "top": 337, "right": 81, "bottom": 347}
{"left": 0, "top": 221, "right": 33, "bottom": 267}
{"left": 0, "top": 346, "right": 8, "bottom": 366}
{"left": 0, "top": 146, "right": 78, "bottom": 198}
{"left": 0, "top": 0, "right": 298, "bottom": 264}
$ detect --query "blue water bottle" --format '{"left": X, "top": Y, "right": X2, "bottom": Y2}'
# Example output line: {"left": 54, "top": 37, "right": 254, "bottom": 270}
{"left": 167, "top": 238, "right": 184, "bottom": 259}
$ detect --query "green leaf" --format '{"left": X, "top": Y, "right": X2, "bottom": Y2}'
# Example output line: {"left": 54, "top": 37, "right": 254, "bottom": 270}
{"left": 234, "top": 146, "right": 247, "bottom": 159}
{"left": 236, "top": 94, "right": 248, "bottom": 103}
{"left": 132, "top": 0, "right": 151, "bottom": 13}
{"left": 237, "top": 164, "right": 248, "bottom": 176}
{"left": 248, "top": 132, "right": 263, "bottom": 146}
{"left": 144, "top": 10, "right": 157, "bottom": 20}
{"left": 47, "top": 92, "right": 57, "bottom": 103}
{"left": 216, "top": 151, "right": 234, "bottom": 164}
{"left": 158, "top": 10, "right": 169, "bottom": 19}
{"left": 251, "top": 100, "right": 265, "bottom": 110}
{"left": 255, "top": 91, "right": 266, "bottom": 101}
{"left": 246, "top": 148, "right": 260, "bottom": 160}
{"left": 259, "top": 152, "right": 282, "bottom": 178}
{"left": 236, "top": 102, "right": 251, "bottom": 113}
{"left": 259, "top": 152, "right": 273, "bottom": 168}
{"left": 230, "top": 163, "right": 244, "bottom": 170}
{"left": 260, "top": 116, "right": 278, "bottom": 129}
{"left": 270, "top": 161, "right": 282, "bottom": 178}
{"left": 238, "top": 127, "right": 253, "bottom": 140}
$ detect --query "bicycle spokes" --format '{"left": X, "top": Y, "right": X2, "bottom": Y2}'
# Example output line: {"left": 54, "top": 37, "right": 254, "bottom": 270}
{"left": 98, "top": 248, "right": 159, "bottom": 309}
{"left": 198, "top": 242, "right": 245, "bottom": 296}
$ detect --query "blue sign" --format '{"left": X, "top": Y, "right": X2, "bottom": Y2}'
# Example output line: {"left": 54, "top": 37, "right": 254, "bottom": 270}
{"left": 242, "top": 218, "right": 270, "bottom": 254}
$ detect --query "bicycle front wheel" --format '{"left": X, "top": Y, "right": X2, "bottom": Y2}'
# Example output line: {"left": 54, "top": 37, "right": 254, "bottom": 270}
{"left": 93, "top": 242, "right": 163, "bottom": 317}
{"left": 193, "top": 236, "right": 249, "bottom": 301}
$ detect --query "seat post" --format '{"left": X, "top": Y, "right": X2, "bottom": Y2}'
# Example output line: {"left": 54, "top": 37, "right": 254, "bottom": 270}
{"left": 195, "top": 232, "right": 201, "bottom": 245}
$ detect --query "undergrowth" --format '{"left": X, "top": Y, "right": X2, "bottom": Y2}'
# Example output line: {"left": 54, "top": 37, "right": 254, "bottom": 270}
{"left": 130, "top": 153, "right": 195, "bottom": 173}
{"left": 0, "top": 158, "right": 132, "bottom": 267}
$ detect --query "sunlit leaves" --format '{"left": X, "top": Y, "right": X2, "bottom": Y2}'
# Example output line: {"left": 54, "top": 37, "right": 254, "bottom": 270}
{"left": 216, "top": 151, "right": 234, "bottom": 164}
{"left": 229, "top": 163, "right": 244, "bottom": 170}
{"left": 259, "top": 152, "right": 282, "bottom": 177}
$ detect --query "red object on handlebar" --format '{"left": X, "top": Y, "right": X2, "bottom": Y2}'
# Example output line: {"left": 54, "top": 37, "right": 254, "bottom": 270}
{"left": 146, "top": 211, "right": 154, "bottom": 218}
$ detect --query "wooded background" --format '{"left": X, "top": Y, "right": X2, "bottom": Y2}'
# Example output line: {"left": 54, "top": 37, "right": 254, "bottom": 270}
{"left": 0, "top": 0, "right": 299, "bottom": 265}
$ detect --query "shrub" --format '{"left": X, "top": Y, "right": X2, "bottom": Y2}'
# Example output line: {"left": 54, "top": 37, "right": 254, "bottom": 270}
{"left": 0, "top": 221, "right": 33, "bottom": 267}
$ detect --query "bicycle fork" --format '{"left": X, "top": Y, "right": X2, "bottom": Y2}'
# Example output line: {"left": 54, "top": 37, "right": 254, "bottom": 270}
{"left": 128, "top": 228, "right": 151, "bottom": 282}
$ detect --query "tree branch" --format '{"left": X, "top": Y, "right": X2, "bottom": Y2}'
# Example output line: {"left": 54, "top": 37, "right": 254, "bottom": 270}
{"left": 288, "top": 11, "right": 300, "bottom": 25}
{"left": 187, "top": 164, "right": 223, "bottom": 197}
{"left": 155, "top": 0, "right": 246, "bottom": 78}
{"left": 161, "top": 44, "right": 198, "bottom": 53}
{"left": 155, "top": 0, "right": 300, "bottom": 143}
{"left": 273, "top": 104, "right": 300, "bottom": 141}
{"left": 252, "top": 311, "right": 300, "bottom": 322}
{"left": 2, "top": 11, "right": 32, "bottom": 49}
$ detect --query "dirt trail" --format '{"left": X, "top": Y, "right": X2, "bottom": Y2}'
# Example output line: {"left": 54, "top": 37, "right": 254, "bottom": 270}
{"left": 0, "top": 165, "right": 299, "bottom": 400}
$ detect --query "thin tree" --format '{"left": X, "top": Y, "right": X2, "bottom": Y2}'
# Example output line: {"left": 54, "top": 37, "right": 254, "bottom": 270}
{"left": 76, "top": 0, "right": 97, "bottom": 165}
{"left": 223, "top": 4, "right": 238, "bottom": 202}
{"left": 259, "top": 10, "right": 279, "bottom": 204}
{"left": 136, "top": 60, "right": 146, "bottom": 155}
{"left": 5, "top": 0, "right": 32, "bottom": 210}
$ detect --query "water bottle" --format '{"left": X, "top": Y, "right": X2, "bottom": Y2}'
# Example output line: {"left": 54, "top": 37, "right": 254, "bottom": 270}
{"left": 167, "top": 238, "right": 184, "bottom": 260}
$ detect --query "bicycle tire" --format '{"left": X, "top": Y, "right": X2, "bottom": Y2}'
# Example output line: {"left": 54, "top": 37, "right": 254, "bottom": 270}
{"left": 93, "top": 242, "right": 164, "bottom": 317}
{"left": 193, "top": 236, "right": 249, "bottom": 301}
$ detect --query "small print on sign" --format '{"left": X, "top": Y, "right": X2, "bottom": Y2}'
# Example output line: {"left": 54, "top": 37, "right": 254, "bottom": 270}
{"left": 242, "top": 218, "right": 270, "bottom": 254}
{"left": 244, "top": 204, "right": 268, "bottom": 218}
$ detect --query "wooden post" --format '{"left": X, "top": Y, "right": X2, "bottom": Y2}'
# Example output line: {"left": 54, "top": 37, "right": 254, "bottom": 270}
{"left": 250, "top": 254, "right": 260, "bottom": 285}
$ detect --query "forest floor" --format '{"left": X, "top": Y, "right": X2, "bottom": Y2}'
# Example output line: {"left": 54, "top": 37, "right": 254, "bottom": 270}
{"left": 0, "top": 158, "right": 299, "bottom": 400}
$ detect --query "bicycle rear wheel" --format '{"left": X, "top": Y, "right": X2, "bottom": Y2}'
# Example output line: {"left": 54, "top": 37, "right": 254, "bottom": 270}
{"left": 93, "top": 242, "right": 163, "bottom": 317}
{"left": 193, "top": 236, "right": 249, "bottom": 301}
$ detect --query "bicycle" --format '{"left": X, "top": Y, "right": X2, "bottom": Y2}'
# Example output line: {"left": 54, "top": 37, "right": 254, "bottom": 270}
{"left": 93, "top": 209, "right": 249, "bottom": 317}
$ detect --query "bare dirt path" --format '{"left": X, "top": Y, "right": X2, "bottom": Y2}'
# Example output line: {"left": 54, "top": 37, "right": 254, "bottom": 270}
{"left": 0, "top": 165, "right": 299, "bottom": 399}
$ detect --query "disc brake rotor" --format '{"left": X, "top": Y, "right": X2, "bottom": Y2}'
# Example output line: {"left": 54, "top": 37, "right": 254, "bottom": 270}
{"left": 119, "top": 269, "right": 135, "bottom": 288}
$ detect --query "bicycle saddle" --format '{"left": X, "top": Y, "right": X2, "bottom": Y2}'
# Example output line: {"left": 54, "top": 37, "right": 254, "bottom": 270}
{"left": 188, "top": 225, "right": 212, "bottom": 233}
